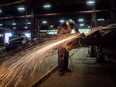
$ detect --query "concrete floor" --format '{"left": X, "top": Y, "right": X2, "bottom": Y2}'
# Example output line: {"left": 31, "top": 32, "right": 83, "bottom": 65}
{"left": 37, "top": 47, "right": 116, "bottom": 87}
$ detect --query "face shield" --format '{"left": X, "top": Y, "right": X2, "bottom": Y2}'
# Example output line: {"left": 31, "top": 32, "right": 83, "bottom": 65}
{"left": 66, "top": 19, "right": 75, "bottom": 29}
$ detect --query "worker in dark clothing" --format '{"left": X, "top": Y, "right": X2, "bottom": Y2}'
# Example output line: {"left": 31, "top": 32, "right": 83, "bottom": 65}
{"left": 57, "top": 19, "right": 78, "bottom": 75}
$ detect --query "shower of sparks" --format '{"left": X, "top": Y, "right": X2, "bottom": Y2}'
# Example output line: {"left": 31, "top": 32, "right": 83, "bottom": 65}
{"left": 0, "top": 24, "right": 115, "bottom": 86}
{"left": 0, "top": 34, "right": 79, "bottom": 87}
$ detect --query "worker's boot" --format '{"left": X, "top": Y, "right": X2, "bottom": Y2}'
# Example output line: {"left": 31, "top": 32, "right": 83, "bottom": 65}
{"left": 59, "top": 69, "right": 64, "bottom": 76}
{"left": 64, "top": 68, "right": 71, "bottom": 72}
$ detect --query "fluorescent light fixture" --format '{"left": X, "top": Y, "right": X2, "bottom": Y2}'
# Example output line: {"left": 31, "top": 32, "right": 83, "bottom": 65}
{"left": 97, "top": 18, "right": 105, "bottom": 21}
{"left": 42, "top": 20, "right": 47, "bottom": 24}
{"left": 43, "top": 4, "right": 51, "bottom": 8}
{"left": 13, "top": 27, "right": 16, "bottom": 29}
{"left": 0, "top": 9, "right": 2, "bottom": 13}
{"left": 0, "top": 34, "right": 3, "bottom": 37}
{"left": 4, "top": 33, "right": 12, "bottom": 44}
{"left": 12, "top": 23, "right": 16, "bottom": 25}
{"left": 50, "top": 25, "right": 54, "bottom": 28}
{"left": 18, "top": 6, "right": 25, "bottom": 11}
{"left": 0, "top": 24, "right": 3, "bottom": 26}
{"left": 79, "top": 29, "right": 90, "bottom": 33}
{"left": 47, "top": 31, "right": 57, "bottom": 35}
{"left": 78, "top": 18, "right": 84, "bottom": 22}
{"left": 24, "top": 26, "right": 28, "bottom": 29}
{"left": 27, "top": 22, "right": 31, "bottom": 24}
{"left": 60, "top": 19, "right": 65, "bottom": 23}
{"left": 88, "top": 25, "right": 91, "bottom": 28}
{"left": 79, "top": 24, "right": 85, "bottom": 27}
{"left": 87, "top": 0, "right": 95, "bottom": 5}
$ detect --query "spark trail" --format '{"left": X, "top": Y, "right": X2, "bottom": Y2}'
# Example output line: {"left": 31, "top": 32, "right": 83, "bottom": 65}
{"left": 0, "top": 24, "right": 115, "bottom": 87}
{"left": 0, "top": 34, "right": 79, "bottom": 87}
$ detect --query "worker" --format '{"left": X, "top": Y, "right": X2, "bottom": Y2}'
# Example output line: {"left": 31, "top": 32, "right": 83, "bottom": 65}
{"left": 57, "top": 19, "right": 79, "bottom": 75}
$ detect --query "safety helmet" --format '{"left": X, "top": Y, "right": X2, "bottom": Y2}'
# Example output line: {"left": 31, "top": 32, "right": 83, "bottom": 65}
{"left": 66, "top": 19, "right": 75, "bottom": 29}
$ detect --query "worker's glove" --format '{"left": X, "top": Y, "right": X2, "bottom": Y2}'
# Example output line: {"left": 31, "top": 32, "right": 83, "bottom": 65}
{"left": 64, "top": 39, "right": 81, "bottom": 51}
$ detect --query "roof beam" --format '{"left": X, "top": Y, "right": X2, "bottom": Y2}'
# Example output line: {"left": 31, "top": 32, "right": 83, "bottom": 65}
{"left": 38, "top": 10, "right": 109, "bottom": 16}
{"left": 0, "top": 10, "right": 109, "bottom": 20}
{"left": 0, "top": 0, "right": 25, "bottom": 7}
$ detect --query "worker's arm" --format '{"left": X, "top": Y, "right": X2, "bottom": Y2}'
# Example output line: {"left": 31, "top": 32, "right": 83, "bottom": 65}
{"left": 63, "top": 32, "right": 81, "bottom": 51}
{"left": 57, "top": 26, "right": 72, "bottom": 37}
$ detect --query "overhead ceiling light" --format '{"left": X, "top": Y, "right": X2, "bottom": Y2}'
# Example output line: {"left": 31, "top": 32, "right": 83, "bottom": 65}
{"left": 79, "top": 24, "right": 85, "bottom": 27}
{"left": 50, "top": 25, "right": 54, "bottom": 28}
{"left": 43, "top": 3, "right": 51, "bottom": 9}
{"left": 42, "top": 20, "right": 47, "bottom": 24}
{"left": 13, "top": 27, "right": 16, "bottom": 29}
{"left": 87, "top": 0, "right": 95, "bottom": 5}
{"left": 97, "top": 18, "right": 105, "bottom": 21}
{"left": 0, "top": 24, "right": 3, "bottom": 26}
{"left": 24, "top": 26, "right": 28, "bottom": 29}
{"left": 60, "top": 19, "right": 65, "bottom": 23}
{"left": 27, "top": 22, "right": 31, "bottom": 24}
{"left": 12, "top": 23, "right": 16, "bottom": 25}
{"left": 17, "top": 6, "right": 25, "bottom": 11}
{"left": 0, "top": 9, "right": 2, "bottom": 13}
{"left": 78, "top": 18, "right": 84, "bottom": 22}
{"left": 88, "top": 25, "right": 91, "bottom": 28}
